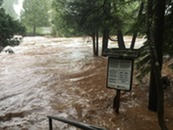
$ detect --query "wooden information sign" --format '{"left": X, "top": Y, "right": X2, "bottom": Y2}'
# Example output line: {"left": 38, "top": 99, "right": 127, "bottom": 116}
{"left": 107, "top": 57, "right": 133, "bottom": 91}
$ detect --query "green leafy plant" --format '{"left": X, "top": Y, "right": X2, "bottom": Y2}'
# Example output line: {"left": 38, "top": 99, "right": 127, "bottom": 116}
{"left": 0, "top": 0, "right": 26, "bottom": 52}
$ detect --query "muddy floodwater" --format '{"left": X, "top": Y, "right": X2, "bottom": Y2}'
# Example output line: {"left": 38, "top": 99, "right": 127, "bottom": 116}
{"left": 0, "top": 36, "right": 173, "bottom": 130}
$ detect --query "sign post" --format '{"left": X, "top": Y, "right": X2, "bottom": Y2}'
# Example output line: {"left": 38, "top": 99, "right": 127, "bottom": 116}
{"left": 104, "top": 48, "right": 139, "bottom": 113}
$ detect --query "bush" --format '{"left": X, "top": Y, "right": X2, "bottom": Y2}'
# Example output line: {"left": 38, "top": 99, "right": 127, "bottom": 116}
{"left": 0, "top": 7, "right": 26, "bottom": 52}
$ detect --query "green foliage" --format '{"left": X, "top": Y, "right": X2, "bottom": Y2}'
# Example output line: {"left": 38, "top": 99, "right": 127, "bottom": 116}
{"left": 52, "top": 0, "right": 141, "bottom": 37}
{"left": 0, "top": 1, "right": 26, "bottom": 52}
{"left": 163, "top": 1, "right": 173, "bottom": 56}
{"left": 136, "top": 0, "right": 173, "bottom": 82}
{"left": 135, "top": 41, "right": 151, "bottom": 81}
{"left": 51, "top": 0, "right": 83, "bottom": 36}
{"left": 0, "top": 0, "right": 2, "bottom": 5}
{"left": 21, "top": 0, "right": 50, "bottom": 35}
{"left": 163, "top": 1, "right": 173, "bottom": 69}
{"left": 127, "top": 1, "right": 147, "bottom": 35}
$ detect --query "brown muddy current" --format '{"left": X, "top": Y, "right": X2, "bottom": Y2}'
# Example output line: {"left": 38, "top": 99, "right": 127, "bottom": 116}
{"left": 0, "top": 37, "right": 173, "bottom": 130}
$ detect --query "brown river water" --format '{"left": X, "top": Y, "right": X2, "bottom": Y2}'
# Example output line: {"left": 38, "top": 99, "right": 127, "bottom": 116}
{"left": 0, "top": 36, "right": 173, "bottom": 130}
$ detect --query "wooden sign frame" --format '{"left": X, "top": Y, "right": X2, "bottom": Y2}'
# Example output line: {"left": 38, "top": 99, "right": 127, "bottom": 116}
{"left": 106, "top": 57, "right": 134, "bottom": 91}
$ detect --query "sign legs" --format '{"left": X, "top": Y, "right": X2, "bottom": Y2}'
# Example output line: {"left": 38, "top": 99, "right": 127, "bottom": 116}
{"left": 113, "top": 90, "right": 121, "bottom": 114}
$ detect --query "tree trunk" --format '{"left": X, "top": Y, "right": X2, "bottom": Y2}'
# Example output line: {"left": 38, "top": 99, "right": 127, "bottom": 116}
{"left": 130, "top": 1, "right": 144, "bottom": 49}
{"left": 148, "top": 0, "right": 164, "bottom": 112}
{"left": 95, "top": 31, "right": 99, "bottom": 56}
{"left": 33, "top": 26, "right": 36, "bottom": 36}
{"left": 147, "top": 0, "right": 168, "bottom": 129}
{"left": 117, "top": 30, "right": 125, "bottom": 48}
{"left": 92, "top": 32, "right": 96, "bottom": 56}
{"left": 148, "top": 68, "right": 157, "bottom": 111}
{"left": 92, "top": 31, "right": 99, "bottom": 56}
{"left": 130, "top": 33, "right": 137, "bottom": 49}
{"left": 154, "top": 0, "right": 167, "bottom": 129}
{"left": 147, "top": 0, "right": 156, "bottom": 112}
{"left": 102, "top": 28, "right": 109, "bottom": 56}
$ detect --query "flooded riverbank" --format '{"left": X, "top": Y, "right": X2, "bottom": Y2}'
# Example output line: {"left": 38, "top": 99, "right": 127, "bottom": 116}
{"left": 0, "top": 36, "right": 173, "bottom": 130}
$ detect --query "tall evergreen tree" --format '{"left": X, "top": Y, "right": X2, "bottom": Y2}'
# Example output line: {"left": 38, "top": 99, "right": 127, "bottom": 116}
{"left": 147, "top": 0, "right": 168, "bottom": 129}
{"left": 136, "top": 0, "right": 173, "bottom": 114}
{"left": 21, "top": 0, "right": 50, "bottom": 35}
